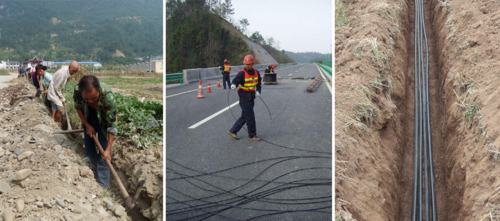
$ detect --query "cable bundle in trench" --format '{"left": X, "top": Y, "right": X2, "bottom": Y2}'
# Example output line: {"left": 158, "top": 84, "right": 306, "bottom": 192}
{"left": 412, "top": 0, "right": 437, "bottom": 220}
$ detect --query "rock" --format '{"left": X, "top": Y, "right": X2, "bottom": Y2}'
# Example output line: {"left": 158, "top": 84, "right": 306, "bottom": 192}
{"left": 96, "top": 206, "right": 108, "bottom": 217}
{"left": 12, "top": 169, "right": 32, "bottom": 181}
{"left": 17, "top": 151, "right": 33, "bottom": 161}
{"left": 36, "top": 196, "right": 42, "bottom": 202}
{"left": 50, "top": 200, "right": 56, "bottom": 206}
{"left": 44, "top": 202, "right": 53, "bottom": 208}
{"left": 114, "top": 205, "right": 126, "bottom": 217}
{"left": 56, "top": 198, "right": 65, "bottom": 207}
{"left": 19, "top": 102, "right": 25, "bottom": 106}
{"left": 104, "top": 200, "right": 113, "bottom": 210}
{"left": 2, "top": 210, "right": 14, "bottom": 221}
{"left": 73, "top": 214, "right": 84, "bottom": 221}
{"left": 79, "top": 199, "right": 92, "bottom": 213}
{"left": 34, "top": 124, "right": 52, "bottom": 134}
{"left": 35, "top": 202, "right": 43, "bottom": 207}
{"left": 79, "top": 166, "right": 93, "bottom": 178}
{"left": 0, "top": 181, "right": 10, "bottom": 193}
{"left": 64, "top": 215, "right": 72, "bottom": 221}
{"left": 54, "top": 145, "right": 62, "bottom": 151}
{"left": 14, "top": 150, "right": 22, "bottom": 156}
{"left": 16, "top": 199, "right": 24, "bottom": 212}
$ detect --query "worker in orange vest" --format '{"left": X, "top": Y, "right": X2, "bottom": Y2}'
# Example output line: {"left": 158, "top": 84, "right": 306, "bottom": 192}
{"left": 219, "top": 59, "right": 231, "bottom": 89}
{"left": 228, "top": 55, "right": 262, "bottom": 141}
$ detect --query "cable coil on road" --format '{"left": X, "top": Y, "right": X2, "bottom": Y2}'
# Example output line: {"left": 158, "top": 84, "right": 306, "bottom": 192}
{"left": 412, "top": 0, "right": 438, "bottom": 220}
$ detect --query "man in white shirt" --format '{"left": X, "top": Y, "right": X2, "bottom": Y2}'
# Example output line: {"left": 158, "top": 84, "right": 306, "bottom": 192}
{"left": 47, "top": 60, "right": 79, "bottom": 126}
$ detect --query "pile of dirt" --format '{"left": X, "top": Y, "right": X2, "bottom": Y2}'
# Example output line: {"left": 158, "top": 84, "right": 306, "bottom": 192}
{"left": 0, "top": 83, "right": 129, "bottom": 220}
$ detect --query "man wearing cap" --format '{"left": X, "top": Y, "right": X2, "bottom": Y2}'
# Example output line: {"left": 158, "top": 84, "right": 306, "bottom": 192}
{"left": 47, "top": 60, "right": 79, "bottom": 126}
{"left": 228, "top": 54, "right": 262, "bottom": 141}
{"left": 219, "top": 59, "right": 231, "bottom": 89}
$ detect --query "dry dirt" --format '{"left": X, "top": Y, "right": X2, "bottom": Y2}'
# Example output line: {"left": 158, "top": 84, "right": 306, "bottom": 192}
{"left": 0, "top": 79, "right": 163, "bottom": 220}
{"left": 336, "top": 0, "right": 500, "bottom": 220}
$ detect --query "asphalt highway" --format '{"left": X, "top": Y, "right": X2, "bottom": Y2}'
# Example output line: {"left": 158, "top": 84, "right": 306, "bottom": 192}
{"left": 165, "top": 63, "right": 332, "bottom": 220}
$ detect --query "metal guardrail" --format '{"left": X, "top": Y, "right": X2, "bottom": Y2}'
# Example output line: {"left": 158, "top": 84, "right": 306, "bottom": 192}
{"left": 317, "top": 63, "right": 332, "bottom": 76}
{"left": 165, "top": 73, "right": 183, "bottom": 84}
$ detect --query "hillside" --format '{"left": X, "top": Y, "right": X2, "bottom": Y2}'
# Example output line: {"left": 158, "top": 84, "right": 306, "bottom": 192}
{"left": 0, "top": 0, "right": 162, "bottom": 64}
{"left": 261, "top": 45, "right": 295, "bottom": 64}
{"left": 166, "top": 1, "right": 252, "bottom": 73}
{"left": 285, "top": 51, "right": 326, "bottom": 63}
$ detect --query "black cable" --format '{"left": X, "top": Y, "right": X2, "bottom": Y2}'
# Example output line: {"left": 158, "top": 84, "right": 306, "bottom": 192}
{"left": 227, "top": 89, "right": 331, "bottom": 155}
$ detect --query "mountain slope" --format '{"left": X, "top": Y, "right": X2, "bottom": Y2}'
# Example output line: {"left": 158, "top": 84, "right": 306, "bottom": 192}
{"left": 285, "top": 51, "right": 326, "bottom": 63}
{"left": 0, "top": 0, "right": 162, "bottom": 64}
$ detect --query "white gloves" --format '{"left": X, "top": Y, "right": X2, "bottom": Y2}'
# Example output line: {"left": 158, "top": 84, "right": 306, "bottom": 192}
{"left": 231, "top": 84, "right": 236, "bottom": 90}
{"left": 256, "top": 91, "right": 260, "bottom": 97}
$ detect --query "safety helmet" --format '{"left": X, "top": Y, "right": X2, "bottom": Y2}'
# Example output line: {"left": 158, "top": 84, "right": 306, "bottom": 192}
{"left": 273, "top": 64, "right": 277, "bottom": 68}
{"left": 243, "top": 55, "right": 254, "bottom": 64}
{"left": 224, "top": 59, "right": 228, "bottom": 63}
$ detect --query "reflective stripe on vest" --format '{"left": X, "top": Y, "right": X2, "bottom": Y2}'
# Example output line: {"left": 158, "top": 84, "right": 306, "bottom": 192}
{"left": 224, "top": 64, "right": 231, "bottom": 72}
{"left": 239, "top": 68, "right": 259, "bottom": 91}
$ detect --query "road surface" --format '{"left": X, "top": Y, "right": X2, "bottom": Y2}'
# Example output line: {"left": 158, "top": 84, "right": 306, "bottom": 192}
{"left": 165, "top": 64, "right": 332, "bottom": 220}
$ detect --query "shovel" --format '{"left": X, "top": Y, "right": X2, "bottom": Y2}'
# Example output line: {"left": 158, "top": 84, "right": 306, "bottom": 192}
{"left": 62, "top": 103, "right": 72, "bottom": 130}
{"left": 51, "top": 129, "right": 146, "bottom": 209}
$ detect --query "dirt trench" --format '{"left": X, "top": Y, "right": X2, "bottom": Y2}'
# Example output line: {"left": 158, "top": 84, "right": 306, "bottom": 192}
{"left": 333, "top": 0, "right": 496, "bottom": 220}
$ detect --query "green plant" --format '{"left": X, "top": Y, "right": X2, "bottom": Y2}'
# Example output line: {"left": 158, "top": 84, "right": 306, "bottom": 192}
{"left": 465, "top": 104, "right": 481, "bottom": 121}
{"left": 62, "top": 82, "right": 163, "bottom": 150}
{"left": 336, "top": 0, "right": 349, "bottom": 27}
{"left": 0, "top": 69, "right": 9, "bottom": 75}
{"left": 115, "top": 93, "right": 163, "bottom": 149}
{"left": 353, "top": 47, "right": 362, "bottom": 59}
{"left": 353, "top": 102, "right": 378, "bottom": 126}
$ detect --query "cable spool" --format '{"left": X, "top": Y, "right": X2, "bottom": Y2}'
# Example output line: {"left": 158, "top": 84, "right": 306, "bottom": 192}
{"left": 263, "top": 73, "right": 277, "bottom": 85}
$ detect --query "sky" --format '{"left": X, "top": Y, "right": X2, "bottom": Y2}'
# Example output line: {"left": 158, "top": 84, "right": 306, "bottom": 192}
{"left": 230, "top": 0, "right": 332, "bottom": 54}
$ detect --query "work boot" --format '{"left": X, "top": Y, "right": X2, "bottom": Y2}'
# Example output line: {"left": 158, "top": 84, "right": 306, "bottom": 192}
{"left": 228, "top": 131, "right": 239, "bottom": 140}
{"left": 248, "top": 136, "right": 262, "bottom": 141}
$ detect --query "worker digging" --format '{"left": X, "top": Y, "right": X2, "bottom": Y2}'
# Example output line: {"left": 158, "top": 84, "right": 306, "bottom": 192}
{"left": 228, "top": 54, "right": 262, "bottom": 141}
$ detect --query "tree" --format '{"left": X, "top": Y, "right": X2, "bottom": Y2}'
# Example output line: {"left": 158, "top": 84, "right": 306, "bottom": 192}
{"left": 223, "top": 0, "right": 234, "bottom": 19}
{"left": 239, "top": 18, "right": 249, "bottom": 35}
{"left": 266, "top": 37, "right": 275, "bottom": 47}
{"left": 250, "top": 31, "right": 265, "bottom": 45}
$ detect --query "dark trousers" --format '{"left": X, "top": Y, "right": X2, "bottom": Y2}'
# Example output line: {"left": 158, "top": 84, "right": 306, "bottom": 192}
{"left": 230, "top": 96, "right": 256, "bottom": 137}
{"left": 83, "top": 109, "right": 111, "bottom": 188}
{"left": 223, "top": 72, "right": 231, "bottom": 89}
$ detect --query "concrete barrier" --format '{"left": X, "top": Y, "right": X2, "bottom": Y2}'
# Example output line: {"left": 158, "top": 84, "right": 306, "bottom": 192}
{"left": 183, "top": 64, "right": 272, "bottom": 84}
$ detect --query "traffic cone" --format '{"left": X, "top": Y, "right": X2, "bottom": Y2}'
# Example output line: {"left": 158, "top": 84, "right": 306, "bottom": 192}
{"left": 197, "top": 80, "right": 204, "bottom": 99}
{"left": 217, "top": 79, "right": 221, "bottom": 88}
{"left": 207, "top": 83, "right": 212, "bottom": 93}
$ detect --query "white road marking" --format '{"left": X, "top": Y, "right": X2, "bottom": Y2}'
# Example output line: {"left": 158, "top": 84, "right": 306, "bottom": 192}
{"left": 188, "top": 101, "right": 240, "bottom": 129}
{"left": 288, "top": 74, "right": 292, "bottom": 76}
{"left": 165, "top": 86, "right": 213, "bottom": 99}
{"left": 315, "top": 64, "right": 332, "bottom": 95}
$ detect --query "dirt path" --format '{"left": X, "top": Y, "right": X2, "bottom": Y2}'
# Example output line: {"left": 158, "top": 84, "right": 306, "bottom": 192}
{"left": 0, "top": 73, "right": 20, "bottom": 89}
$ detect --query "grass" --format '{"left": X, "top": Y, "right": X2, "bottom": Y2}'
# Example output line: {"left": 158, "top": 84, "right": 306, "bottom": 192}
{"left": 0, "top": 69, "right": 10, "bottom": 75}
{"left": 353, "top": 102, "right": 379, "bottom": 127}
{"left": 335, "top": 0, "right": 349, "bottom": 28}
{"left": 98, "top": 76, "right": 163, "bottom": 100}
{"left": 465, "top": 104, "right": 481, "bottom": 121}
